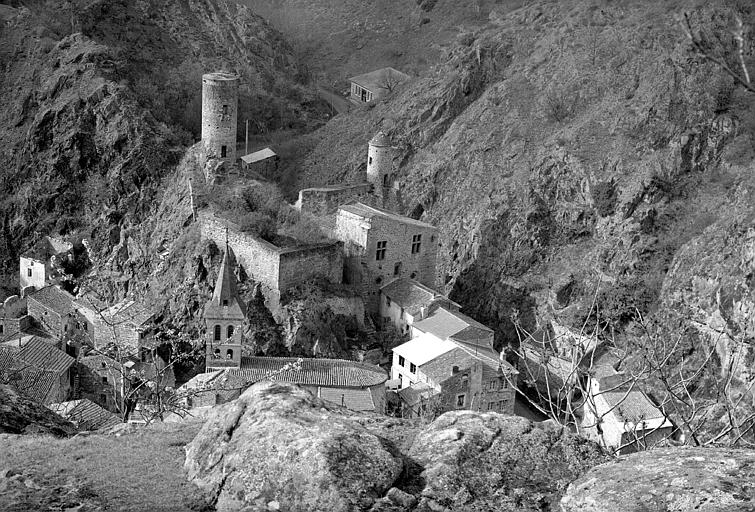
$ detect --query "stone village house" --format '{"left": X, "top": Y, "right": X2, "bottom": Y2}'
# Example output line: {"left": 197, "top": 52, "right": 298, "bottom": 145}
{"left": 349, "top": 67, "right": 410, "bottom": 104}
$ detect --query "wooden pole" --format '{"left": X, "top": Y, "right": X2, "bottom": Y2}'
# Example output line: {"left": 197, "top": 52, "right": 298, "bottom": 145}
{"left": 245, "top": 119, "right": 249, "bottom": 156}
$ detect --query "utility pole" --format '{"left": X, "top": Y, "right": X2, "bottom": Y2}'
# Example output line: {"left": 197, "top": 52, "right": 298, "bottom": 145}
{"left": 188, "top": 178, "right": 195, "bottom": 220}
{"left": 245, "top": 119, "right": 249, "bottom": 156}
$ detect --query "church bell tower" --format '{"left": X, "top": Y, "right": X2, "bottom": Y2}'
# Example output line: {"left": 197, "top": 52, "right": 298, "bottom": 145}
{"left": 204, "top": 244, "right": 245, "bottom": 371}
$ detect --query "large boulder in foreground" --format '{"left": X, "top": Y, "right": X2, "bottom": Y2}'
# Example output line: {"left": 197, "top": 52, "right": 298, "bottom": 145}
{"left": 184, "top": 382, "right": 403, "bottom": 512}
{"left": 407, "top": 411, "right": 608, "bottom": 511}
{"left": 0, "top": 384, "right": 76, "bottom": 437}
{"left": 560, "top": 447, "right": 755, "bottom": 512}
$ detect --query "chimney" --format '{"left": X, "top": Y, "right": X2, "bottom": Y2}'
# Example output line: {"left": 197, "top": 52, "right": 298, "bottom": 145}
{"left": 419, "top": 306, "right": 427, "bottom": 320}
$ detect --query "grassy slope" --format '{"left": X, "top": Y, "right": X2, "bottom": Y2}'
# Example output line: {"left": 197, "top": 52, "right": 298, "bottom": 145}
{"left": 0, "top": 421, "right": 207, "bottom": 512}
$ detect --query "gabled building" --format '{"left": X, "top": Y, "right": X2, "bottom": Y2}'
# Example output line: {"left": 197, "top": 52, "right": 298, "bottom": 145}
{"left": 0, "top": 336, "right": 75, "bottom": 404}
{"left": 391, "top": 307, "right": 517, "bottom": 417}
{"left": 204, "top": 245, "right": 246, "bottom": 371}
{"left": 348, "top": 67, "right": 409, "bottom": 104}
{"left": 379, "top": 278, "right": 458, "bottom": 335}
{"left": 581, "top": 353, "right": 675, "bottom": 454}
{"left": 27, "top": 285, "right": 76, "bottom": 341}
{"left": 335, "top": 202, "right": 437, "bottom": 315}
{"left": 0, "top": 295, "right": 32, "bottom": 341}
{"left": 19, "top": 236, "right": 72, "bottom": 294}
{"left": 240, "top": 147, "right": 279, "bottom": 178}
{"left": 77, "top": 352, "right": 124, "bottom": 412}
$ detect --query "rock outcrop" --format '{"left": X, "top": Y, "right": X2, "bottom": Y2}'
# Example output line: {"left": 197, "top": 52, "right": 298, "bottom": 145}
{"left": 0, "top": 384, "right": 76, "bottom": 437}
{"left": 560, "top": 447, "right": 755, "bottom": 512}
{"left": 184, "top": 382, "right": 403, "bottom": 511}
{"left": 407, "top": 411, "right": 608, "bottom": 512}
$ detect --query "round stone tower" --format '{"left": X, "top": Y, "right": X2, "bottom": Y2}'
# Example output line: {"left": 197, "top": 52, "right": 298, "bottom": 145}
{"left": 201, "top": 72, "right": 239, "bottom": 165}
{"left": 366, "top": 131, "right": 392, "bottom": 203}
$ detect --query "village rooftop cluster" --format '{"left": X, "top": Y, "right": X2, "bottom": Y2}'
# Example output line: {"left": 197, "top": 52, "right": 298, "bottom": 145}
{"left": 0, "top": 71, "right": 676, "bottom": 454}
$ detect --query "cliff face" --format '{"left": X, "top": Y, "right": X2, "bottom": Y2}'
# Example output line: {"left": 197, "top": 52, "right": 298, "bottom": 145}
{"left": 0, "top": 0, "right": 326, "bottom": 293}
{"left": 294, "top": 0, "right": 755, "bottom": 355}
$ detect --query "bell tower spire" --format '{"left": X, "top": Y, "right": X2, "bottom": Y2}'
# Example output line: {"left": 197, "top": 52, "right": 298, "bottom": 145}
{"left": 204, "top": 245, "right": 245, "bottom": 371}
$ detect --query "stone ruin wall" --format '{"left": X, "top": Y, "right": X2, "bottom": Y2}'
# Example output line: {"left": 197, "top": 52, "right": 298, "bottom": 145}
{"left": 296, "top": 183, "right": 373, "bottom": 217}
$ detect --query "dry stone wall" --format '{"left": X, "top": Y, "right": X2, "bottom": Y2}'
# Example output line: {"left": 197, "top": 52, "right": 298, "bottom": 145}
{"left": 296, "top": 183, "right": 373, "bottom": 216}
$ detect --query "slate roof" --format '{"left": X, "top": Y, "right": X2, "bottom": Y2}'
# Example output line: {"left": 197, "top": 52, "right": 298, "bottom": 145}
{"left": 78, "top": 353, "right": 123, "bottom": 374}
{"left": 599, "top": 388, "right": 667, "bottom": 423}
{"left": 48, "top": 399, "right": 121, "bottom": 431}
{"left": 319, "top": 387, "right": 376, "bottom": 411}
{"left": 204, "top": 246, "right": 245, "bottom": 320}
{"left": 28, "top": 285, "right": 74, "bottom": 316}
{"left": 519, "top": 341, "right": 578, "bottom": 389}
{"left": 234, "top": 356, "right": 388, "bottom": 388}
{"left": 412, "top": 307, "right": 493, "bottom": 342}
{"left": 349, "top": 67, "right": 410, "bottom": 93}
{"left": 338, "top": 202, "right": 436, "bottom": 229}
{"left": 103, "top": 300, "right": 155, "bottom": 328}
{"left": 381, "top": 278, "right": 444, "bottom": 315}
{"left": 240, "top": 147, "right": 277, "bottom": 164}
{"left": 0, "top": 347, "right": 60, "bottom": 403}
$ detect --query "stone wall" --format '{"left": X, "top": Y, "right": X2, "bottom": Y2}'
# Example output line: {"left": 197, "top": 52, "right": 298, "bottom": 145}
{"left": 438, "top": 362, "right": 514, "bottom": 415}
{"left": 200, "top": 210, "right": 344, "bottom": 312}
{"left": 27, "top": 296, "right": 72, "bottom": 339}
{"left": 296, "top": 183, "right": 373, "bottom": 216}
{"left": 278, "top": 243, "right": 343, "bottom": 291}
{"left": 0, "top": 296, "right": 31, "bottom": 340}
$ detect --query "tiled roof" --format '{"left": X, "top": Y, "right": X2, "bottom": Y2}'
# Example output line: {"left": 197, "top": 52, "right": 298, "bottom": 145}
{"left": 17, "top": 337, "right": 74, "bottom": 375}
{"left": 0, "top": 347, "right": 59, "bottom": 403}
{"left": 319, "top": 387, "right": 376, "bottom": 411}
{"left": 240, "top": 147, "right": 277, "bottom": 164}
{"left": 381, "top": 278, "right": 440, "bottom": 315}
{"left": 599, "top": 388, "right": 666, "bottom": 423}
{"left": 349, "top": 67, "right": 410, "bottom": 92}
{"left": 29, "top": 285, "right": 74, "bottom": 316}
{"left": 103, "top": 299, "right": 155, "bottom": 328}
{"left": 234, "top": 356, "right": 387, "bottom": 388}
{"left": 519, "top": 342, "right": 577, "bottom": 389}
{"left": 412, "top": 307, "right": 493, "bottom": 341}
{"left": 338, "top": 202, "right": 435, "bottom": 229}
{"left": 79, "top": 353, "right": 123, "bottom": 374}
{"left": 48, "top": 399, "right": 121, "bottom": 430}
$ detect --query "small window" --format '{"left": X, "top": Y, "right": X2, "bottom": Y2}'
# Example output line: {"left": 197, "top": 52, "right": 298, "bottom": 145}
{"left": 221, "top": 145, "right": 227, "bottom": 158}
{"left": 213, "top": 348, "right": 221, "bottom": 359}
{"left": 386, "top": 296, "right": 391, "bottom": 307}
{"left": 222, "top": 104, "right": 228, "bottom": 115}
{"left": 369, "top": 156, "right": 373, "bottom": 165}
{"left": 393, "top": 262, "right": 401, "bottom": 276}
{"left": 223, "top": 299, "right": 228, "bottom": 306}
{"left": 456, "top": 394, "right": 465, "bottom": 408}
{"left": 99, "top": 394, "right": 107, "bottom": 404}
{"left": 409, "top": 363, "right": 416, "bottom": 374}
{"left": 412, "top": 234, "right": 422, "bottom": 254}
{"left": 101, "top": 362, "right": 107, "bottom": 369}
{"left": 214, "top": 325, "right": 221, "bottom": 341}
{"left": 227, "top": 325, "right": 234, "bottom": 339}
{"left": 461, "top": 375, "right": 469, "bottom": 387}
{"left": 383, "top": 174, "right": 389, "bottom": 186}
{"left": 27, "top": 268, "right": 32, "bottom": 277}
{"left": 410, "top": 271, "right": 417, "bottom": 279}
{"left": 375, "top": 241, "right": 387, "bottom": 261}
{"left": 102, "top": 376, "right": 108, "bottom": 384}
{"left": 84, "top": 323, "right": 88, "bottom": 331}
{"left": 398, "top": 355, "right": 405, "bottom": 367}
{"left": 0, "top": 325, "right": 3, "bottom": 334}
{"left": 226, "top": 349, "right": 234, "bottom": 360}
{"left": 375, "top": 277, "right": 382, "bottom": 285}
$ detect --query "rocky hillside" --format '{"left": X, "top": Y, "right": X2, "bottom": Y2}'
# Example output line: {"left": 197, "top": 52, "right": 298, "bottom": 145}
{"left": 4, "top": 383, "right": 755, "bottom": 511}
{"left": 292, "top": 1, "right": 755, "bottom": 365}
{"left": 0, "top": 0, "right": 327, "bottom": 293}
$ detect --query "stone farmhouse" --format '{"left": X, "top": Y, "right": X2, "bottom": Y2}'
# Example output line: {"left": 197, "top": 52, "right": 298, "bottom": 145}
{"left": 391, "top": 306, "right": 518, "bottom": 417}
{"left": 349, "top": 67, "right": 409, "bottom": 104}
{"left": 0, "top": 336, "right": 75, "bottom": 404}
{"left": 0, "top": 295, "right": 33, "bottom": 341}
{"left": 379, "top": 278, "right": 460, "bottom": 335}
{"left": 19, "top": 236, "right": 72, "bottom": 295}
{"left": 27, "top": 285, "right": 77, "bottom": 344}
{"left": 72, "top": 295, "right": 157, "bottom": 356}
{"left": 334, "top": 202, "right": 438, "bottom": 314}
{"left": 581, "top": 352, "right": 676, "bottom": 454}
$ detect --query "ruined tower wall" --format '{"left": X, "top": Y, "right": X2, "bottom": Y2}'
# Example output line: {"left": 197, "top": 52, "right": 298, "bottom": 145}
{"left": 201, "top": 72, "right": 239, "bottom": 165}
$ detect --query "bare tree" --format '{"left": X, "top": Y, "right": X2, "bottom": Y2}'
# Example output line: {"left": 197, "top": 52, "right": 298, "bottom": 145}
{"left": 680, "top": 11, "right": 755, "bottom": 94}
